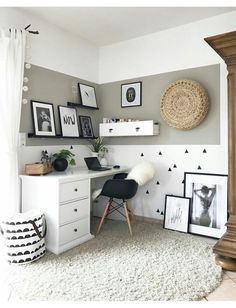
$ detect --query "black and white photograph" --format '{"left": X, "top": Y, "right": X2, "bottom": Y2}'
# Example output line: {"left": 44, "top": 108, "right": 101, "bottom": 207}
{"left": 78, "top": 83, "right": 98, "bottom": 108}
{"left": 121, "top": 81, "right": 142, "bottom": 108}
{"left": 163, "top": 195, "right": 191, "bottom": 233}
{"left": 184, "top": 172, "right": 228, "bottom": 238}
{"left": 79, "top": 115, "right": 94, "bottom": 138}
{"left": 58, "top": 106, "right": 79, "bottom": 137}
{"left": 31, "top": 100, "right": 56, "bottom": 136}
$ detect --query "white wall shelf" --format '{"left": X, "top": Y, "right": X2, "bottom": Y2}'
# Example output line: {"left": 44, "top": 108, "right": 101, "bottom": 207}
{"left": 99, "top": 120, "right": 159, "bottom": 137}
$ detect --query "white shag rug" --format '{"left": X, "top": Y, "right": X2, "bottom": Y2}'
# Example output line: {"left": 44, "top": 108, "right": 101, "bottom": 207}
{"left": 5, "top": 219, "right": 222, "bottom": 301}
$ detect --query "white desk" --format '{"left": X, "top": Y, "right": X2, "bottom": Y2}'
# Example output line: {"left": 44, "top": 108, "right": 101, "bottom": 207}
{"left": 20, "top": 167, "right": 128, "bottom": 255}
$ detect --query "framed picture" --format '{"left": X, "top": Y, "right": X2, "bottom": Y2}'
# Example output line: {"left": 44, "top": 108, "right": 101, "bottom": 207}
{"left": 79, "top": 115, "right": 94, "bottom": 138}
{"left": 163, "top": 195, "right": 191, "bottom": 233}
{"left": 31, "top": 100, "right": 56, "bottom": 136}
{"left": 121, "top": 81, "right": 142, "bottom": 108}
{"left": 78, "top": 83, "right": 98, "bottom": 108}
{"left": 184, "top": 172, "right": 228, "bottom": 238}
{"left": 58, "top": 106, "right": 79, "bottom": 137}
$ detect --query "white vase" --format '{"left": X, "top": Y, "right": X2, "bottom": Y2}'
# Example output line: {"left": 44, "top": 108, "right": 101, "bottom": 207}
{"left": 100, "top": 157, "right": 108, "bottom": 166}
{"left": 91, "top": 152, "right": 99, "bottom": 158}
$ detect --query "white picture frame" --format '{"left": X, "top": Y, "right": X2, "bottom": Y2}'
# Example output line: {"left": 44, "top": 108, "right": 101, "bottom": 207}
{"left": 184, "top": 172, "right": 228, "bottom": 238}
{"left": 31, "top": 100, "right": 56, "bottom": 136}
{"left": 78, "top": 83, "right": 98, "bottom": 108}
{"left": 163, "top": 195, "right": 191, "bottom": 233}
{"left": 58, "top": 106, "right": 79, "bottom": 137}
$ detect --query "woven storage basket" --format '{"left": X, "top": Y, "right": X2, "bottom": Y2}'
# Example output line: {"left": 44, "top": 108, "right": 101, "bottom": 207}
{"left": 160, "top": 79, "right": 209, "bottom": 130}
{"left": 0, "top": 210, "right": 47, "bottom": 264}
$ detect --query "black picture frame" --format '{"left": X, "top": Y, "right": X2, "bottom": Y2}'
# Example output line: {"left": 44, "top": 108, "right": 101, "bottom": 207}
{"left": 78, "top": 83, "right": 98, "bottom": 108}
{"left": 184, "top": 172, "right": 228, "bottom": 238}
{"left": 121, "top": 81, "right": 142, "bottom": 108}
{"left": 31, "top": 100, "right": 56, "bottom": 137}
{"left": 163, "top": 195, "right": 191, "bottom": 233}
{"left": 79, "top": 115, "right": 94, "bottom": 138}
{"left": 58, "top": 106, "right": 80, "bottom": 137}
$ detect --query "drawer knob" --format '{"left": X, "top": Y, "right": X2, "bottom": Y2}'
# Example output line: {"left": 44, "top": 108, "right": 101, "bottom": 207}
{"left": 109, "top": 128, "right": 113, "bottom": 133}
{"left": 136, "top": 127, "right": 140, "bottom": 131}
{"left": 74, "top": 228, "right": 77, "bottom": 232}
{"left": 74, "top": 188, "right": 78, "bottom": 192}
{"left": 74, "top": 208, "right": 78, "bottom": 212}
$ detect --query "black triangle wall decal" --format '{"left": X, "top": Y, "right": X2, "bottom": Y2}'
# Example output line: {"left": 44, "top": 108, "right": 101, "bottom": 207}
{"left": 182, "top": 180, "right": 185, "bottom": 184}
{"left": 168, "top": 168, "right": 172, "bottom": 171}
{"left": 173, "top": 164, "right": 177, "bottom": 168}
{"left": 70, "top": 145, "right": 73, "bottom": 149}
{"left": 203, "top": 149, "right": 207, "bottom": 153}
{"left": 141, "top": 153, "right": 144, "bottom": 157}
{"left": 160, "top": 211, "right": 164, "bottom": 215}
{"left": 185, "top": 149, "right": 189, "bottom": 153}
{"left": 156, "top": 181, "right": 160, "bottom": 185}
{"left": 146, "top": 190, "right": 149, "bottom": 194}
{"left": 158, "top": 151, "right": 162, "bottom": 155}
{"left": 156, "top": 209, "right": 160, "bottom": 213}
{"left": 198, "top": 165, "right": 202, "bottom": 170}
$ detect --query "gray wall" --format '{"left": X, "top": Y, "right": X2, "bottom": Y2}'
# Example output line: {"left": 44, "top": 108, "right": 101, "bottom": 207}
{"left": 99, "top": 64, "right": 220, "bottom": 145}
{"left": 20, "top": 64, "right": 220, "bottom": 146}
{"left": 21, "top": 64, "right": 102, "bottom": 146}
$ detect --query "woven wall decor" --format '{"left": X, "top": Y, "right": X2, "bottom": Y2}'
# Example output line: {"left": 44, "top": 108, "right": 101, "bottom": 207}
{"left": 160, "top": 79, "right": 209, "bottom": 130}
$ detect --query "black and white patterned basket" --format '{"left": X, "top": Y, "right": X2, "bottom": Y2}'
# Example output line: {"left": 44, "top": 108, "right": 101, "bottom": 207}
{"left": 0, "top": 210, "right": 47, "bottom": 264}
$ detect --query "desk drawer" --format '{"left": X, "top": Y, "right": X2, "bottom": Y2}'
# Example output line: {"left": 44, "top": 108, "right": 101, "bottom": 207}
{"left": 59, "top": 218, "right": 89, "bottom": 245}
{"left": 60, "top": 179, "right": 89, "bottom": 203}
{"left": 59, "top": 199, "right": 89, "bottom": 225}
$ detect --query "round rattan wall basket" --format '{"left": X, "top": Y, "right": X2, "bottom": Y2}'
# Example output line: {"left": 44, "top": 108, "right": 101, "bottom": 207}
{"left": 160, "top": 79, "right": 209, "bottom": 130}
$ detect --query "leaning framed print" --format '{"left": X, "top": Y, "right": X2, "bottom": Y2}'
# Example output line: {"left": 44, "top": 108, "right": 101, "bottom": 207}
{"left": 163, "top": 195, "right": 191, "bottom": 233}
{"left": 121, "top": 81, "right": 142, "bottom": 108}
{"left": 184, "top": 172, "right": 228, "bottom": 238}
{"left": 78, "top": 83, "right": 98, "bottom": 108}
{"left": 79, "top": 115, "right": 94, "bottom": 138}
{"left": 58, "top": 106, "right": 79, "bottom": 137}
{"left": 31, "top": 100, "right": 56, "bottom": 136}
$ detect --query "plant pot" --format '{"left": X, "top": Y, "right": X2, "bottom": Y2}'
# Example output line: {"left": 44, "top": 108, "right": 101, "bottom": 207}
{"left": 53, "top": 158, "right": 68, "bottom": 172}
{"left": 91, "top": 152, "right": 99, "bottom": 158}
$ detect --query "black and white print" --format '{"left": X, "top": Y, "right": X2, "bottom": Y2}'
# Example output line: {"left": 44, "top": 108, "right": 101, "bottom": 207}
{"left": 58, "top": 106, "right": 79, "bottom": 137}
{"left": 184, "top": 172, "right": 228, "bottom": 238}
{"left": 121, "top": 81, "right": 142, "bottom": 107}
{"left": 79, "top": 115, "right": 94, "bottom": 138}
{"left": 78, "top": 83, "right": 98, "bottom": 108}
{"left": 31, "top": 100, "right": 56, "bottom": 136}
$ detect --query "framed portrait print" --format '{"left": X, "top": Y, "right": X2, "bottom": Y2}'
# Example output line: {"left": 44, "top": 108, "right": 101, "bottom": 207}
{"left": 31, "top": 100, "right": 56, "bottom": 136}
{"left": 58, "top": 106, "right": 79, "bottom": 137}
{"left": 78, "top": 83, "right": 98, "bottom": 108}
{"left": 184, "top": 172, "right": 228, "bottom": 238}
{"left": 121, "top": 81, "right": 142, "bottom": 108}
{"left": 163, "top": 195, "right": 191, "bottom": 233}
{"left": 79, "top": 116, "right": 94, "bottom": 138}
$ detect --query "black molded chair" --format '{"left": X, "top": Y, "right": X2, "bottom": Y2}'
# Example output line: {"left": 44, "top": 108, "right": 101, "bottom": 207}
{"left": 97, "top": 173, "right": 138, "bottom": 236}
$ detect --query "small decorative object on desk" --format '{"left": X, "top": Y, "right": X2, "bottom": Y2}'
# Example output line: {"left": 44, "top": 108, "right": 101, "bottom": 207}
{"left": 0, "top": 210, "right": 47, "bottom": 264}
{"left": 87, "top": 137, "right": 108, "bottom": 159}
{"left": 52, "top": 149, "right": 76, "bottom": 172}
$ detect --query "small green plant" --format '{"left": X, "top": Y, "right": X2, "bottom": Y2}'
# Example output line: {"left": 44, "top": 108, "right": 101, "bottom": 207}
{"left": 52, "top": 149, "right": 76, "bottom": 166}
{"left": 87, "top": 137, "right": 108, "bottom": 155}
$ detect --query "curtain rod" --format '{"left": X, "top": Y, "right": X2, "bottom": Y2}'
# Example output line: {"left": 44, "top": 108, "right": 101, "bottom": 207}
{"left": 9, "top": 24, "right": 39, "bottom": 35}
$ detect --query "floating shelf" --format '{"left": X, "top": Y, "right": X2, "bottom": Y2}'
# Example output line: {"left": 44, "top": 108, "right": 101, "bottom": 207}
{"left": 28, "top": 133, "right": 96, "bottom": 139}
{"left": 67, "top": 102, "right": 99, "bottom": 110}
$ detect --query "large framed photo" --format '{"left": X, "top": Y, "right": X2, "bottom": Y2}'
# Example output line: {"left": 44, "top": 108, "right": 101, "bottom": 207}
{"left": 121, "top": 81, "right": 142, "bottom": 108}
{"left": 58, "top": 106, "right": 79, "bottom": 137}
{"left": 184, "top": 172, "right": 228, "bottom": 238}
{"left": 79, "top": 115, "right": 94, "bottom": 138}
{"left": 78, "top": 83, "right": 98, "bottom": 108}
{"left": 163, "top": 195, "right": 191, "bottom": 233}
{"left": 31, "top": 100, "right": 56, "bottom": 136}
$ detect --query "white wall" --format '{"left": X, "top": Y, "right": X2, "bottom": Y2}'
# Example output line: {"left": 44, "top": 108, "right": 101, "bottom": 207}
{"left": 0, "top": 7, "right": 99, "bottom": 83}
{"left": 99, "top": 10, "right": 236, "bottom": 83}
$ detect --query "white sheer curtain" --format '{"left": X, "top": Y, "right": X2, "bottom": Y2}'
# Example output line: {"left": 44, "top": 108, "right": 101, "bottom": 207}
{"left": 0, "top": 29, "right": 26, "bottom": 218}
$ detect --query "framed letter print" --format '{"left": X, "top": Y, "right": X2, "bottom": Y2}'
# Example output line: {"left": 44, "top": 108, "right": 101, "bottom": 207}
{"left": 121, "top": 81, "right": 142, "bottom": 108}
{"left": 78, "top": 83, "right": 98, "bottom": 108}
{"left": 163, "top": 195, "right": 191, "bottom": 233}
{"left": 184, "top": 172, "right": 228, "bottom": 238}
{"left": 79, "top": 115, "right": 94, "bottom": 138}
{"left": 58, "top": 106, "right": 79, "bottom": 137}
{"left": 31, "top": 100, "right": 56, "bottom": 136}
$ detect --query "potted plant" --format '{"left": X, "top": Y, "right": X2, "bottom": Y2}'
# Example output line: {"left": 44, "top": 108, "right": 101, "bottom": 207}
{"left": 87, "top": 137, "right": 108, "bottom": 158}
{"left": 52, "top": 149, "right": 76, "bottom": 171}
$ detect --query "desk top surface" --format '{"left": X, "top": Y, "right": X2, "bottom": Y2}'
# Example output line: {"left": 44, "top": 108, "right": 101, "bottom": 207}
{"left": 20, "top": 166, "right": 129, "bottom": 181}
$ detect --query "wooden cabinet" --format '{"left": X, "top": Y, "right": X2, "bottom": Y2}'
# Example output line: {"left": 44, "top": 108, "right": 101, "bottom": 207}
{"left": 20, "top": 175, "right": 94, "bottom": 255}
{"left": 99, "top": 120, "right": 159, "bottom": 137}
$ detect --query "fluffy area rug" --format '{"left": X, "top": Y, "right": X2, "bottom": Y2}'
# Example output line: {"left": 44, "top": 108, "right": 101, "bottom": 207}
{"left": 5, "top": 219, "right": 222, "bottom": 301}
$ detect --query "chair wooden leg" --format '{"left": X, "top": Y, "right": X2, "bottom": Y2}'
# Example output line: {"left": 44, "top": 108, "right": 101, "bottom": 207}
{"left": 124, "top": 201, "right": 133, "bottom": 236}
{"left": 126, "top": 204, "right": 134, "bottom": 221}
{"left": 97, "top": 199, "right": 112, "bottom": 235}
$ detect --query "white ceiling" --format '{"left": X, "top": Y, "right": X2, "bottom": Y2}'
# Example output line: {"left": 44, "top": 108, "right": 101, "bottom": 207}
{"left": 21, "top": 7, "right": 235, "bottom": 46}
